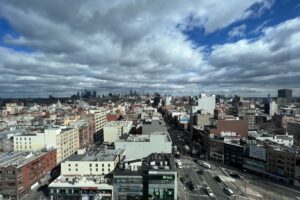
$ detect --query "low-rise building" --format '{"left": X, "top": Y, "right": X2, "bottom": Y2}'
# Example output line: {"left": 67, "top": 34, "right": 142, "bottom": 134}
{"left": 49, "top": 148, "right": 125, "bottom": 200}
{"left": 256, "top": 134, "right": 293, "bottom": 146}
{"left": 115, "top": 131, "right": 172, "bottom": 161}
{"left": 0, "top": 149, "right": 56, "bottom": 199}
{"left": 266, "top": 144, "right": 300, "bottom": 185}
{"left": 113, "top": 153, "right": 177, "bottom": 200}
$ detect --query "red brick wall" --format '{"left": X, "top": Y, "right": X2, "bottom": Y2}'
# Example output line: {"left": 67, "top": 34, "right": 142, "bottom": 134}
{"left": 211, "top": 120, "right": 248, "bottom": 137}
{"left": 21, "top": 149, "right": 57, "bottom": 191}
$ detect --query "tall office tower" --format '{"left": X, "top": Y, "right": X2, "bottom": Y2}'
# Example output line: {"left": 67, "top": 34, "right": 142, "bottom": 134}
{"left": 278, "top": 89, "right": 292, "bottom": 103}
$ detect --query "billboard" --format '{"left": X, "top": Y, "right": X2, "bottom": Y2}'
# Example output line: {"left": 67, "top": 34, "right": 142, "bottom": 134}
{"left": 249, "top": 145, "right": 266, "bottom": 161}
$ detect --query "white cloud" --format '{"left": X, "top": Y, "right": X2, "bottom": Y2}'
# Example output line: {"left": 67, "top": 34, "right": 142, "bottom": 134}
{"left": 0, "top": 0, "right": 297, "bottom": 97}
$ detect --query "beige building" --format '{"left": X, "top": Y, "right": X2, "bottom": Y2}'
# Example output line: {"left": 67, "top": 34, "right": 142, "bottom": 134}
{"left": 49, "top": 149, "right": 125, "bottom": 200}
{"left": 5, "top": 103, "right": 24, "bottom": 115}
{"left": 89, "top": 109, "right": 107, "bottom": 132}
{"left": 61, "top": 148, "right": 124, "bottom": 176}
{"left": 103, "top": 121, "right": 132, "bottom": 143}
{"left": 13, "top": 126, "right": 79, "bottom": 163}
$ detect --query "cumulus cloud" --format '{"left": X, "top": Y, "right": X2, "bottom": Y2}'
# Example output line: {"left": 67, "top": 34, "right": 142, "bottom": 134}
{"left": 0, "top": 0, "right": 298, "bottom": 97}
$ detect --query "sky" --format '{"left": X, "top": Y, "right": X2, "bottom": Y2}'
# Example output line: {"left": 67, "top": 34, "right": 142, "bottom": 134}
{"left": 0, "top": 0, "right": 300, "bottom": 98}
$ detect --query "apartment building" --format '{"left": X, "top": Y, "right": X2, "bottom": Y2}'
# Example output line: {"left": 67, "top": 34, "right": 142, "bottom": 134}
{"left": 13, "top": 127, "right": 79, "bottom": 163}
{"left": 49, "top": 148, "right": 125, "bottom": 200}
{"left": 0, "top": 149, "right": 56, "bottom": 199}
{"left": 89, "top": 109, "right": 107, "bottom": 133}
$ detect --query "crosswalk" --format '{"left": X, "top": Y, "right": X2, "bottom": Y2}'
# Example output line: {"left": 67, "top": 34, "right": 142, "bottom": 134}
{"left": 180, "top": 158, "right": 198, "bottom": 169}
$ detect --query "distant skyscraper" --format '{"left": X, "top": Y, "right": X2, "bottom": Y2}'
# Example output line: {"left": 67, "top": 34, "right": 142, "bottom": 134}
{"left": 278, "top": 89, "right": 292, "bottom": 99}
{"left": 92, "top": 91, "right": 97, "bottom": 98}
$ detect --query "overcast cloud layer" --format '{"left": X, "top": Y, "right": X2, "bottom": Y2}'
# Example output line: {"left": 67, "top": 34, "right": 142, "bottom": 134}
{"left": 0, "top": 0, "right": 299, "bottom": 97}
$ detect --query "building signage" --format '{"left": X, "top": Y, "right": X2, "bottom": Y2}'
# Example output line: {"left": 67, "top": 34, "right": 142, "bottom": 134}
{"left": 249, "top": 145, "right": 266, "bottom": 161}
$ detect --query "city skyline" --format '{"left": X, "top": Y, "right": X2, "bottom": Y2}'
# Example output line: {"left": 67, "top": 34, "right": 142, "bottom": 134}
{"left": 0, "top": 0, "right": 300, "bottom": 98}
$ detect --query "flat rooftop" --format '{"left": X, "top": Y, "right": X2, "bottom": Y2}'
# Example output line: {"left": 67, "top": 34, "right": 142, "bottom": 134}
{"left": 104, "top": 121, "right": 131, "bottom": 127}
{"left": 0, "top": 149, "right": 55, "bottom": 168}
{"left": 49, "top": 175, "right": 113, "bottom": 190}
{"left": 67, "top": 148, "right": 124, "bottom": 162}
{"left": 114, "top": 153, "right": 177, "bottom": 175}
{"left": 117, "top": 131, "right": 171, "bottom": 142}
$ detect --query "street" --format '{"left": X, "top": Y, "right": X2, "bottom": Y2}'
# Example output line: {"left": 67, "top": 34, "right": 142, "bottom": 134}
{"left": 165, "top": 117, "right": 300, "bottom": 200}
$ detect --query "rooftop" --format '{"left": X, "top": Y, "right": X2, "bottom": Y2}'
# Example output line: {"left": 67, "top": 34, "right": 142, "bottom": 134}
{"left": 0, "top": 149, "right": 55, "bottom": 168}
{"left": 117, "top": 131, "right": 171, "bottom": 142}
{"left": 49, "top": 175, "right": 113, "bottom": 190}
{"left": 104, "top": 121, "right": 132, "bottom": 127}
{"left": 114, "top": 153, "right": 176, "bottom": 176}
{"left": 66, "top": 148, "right": 124, "bottom": 162}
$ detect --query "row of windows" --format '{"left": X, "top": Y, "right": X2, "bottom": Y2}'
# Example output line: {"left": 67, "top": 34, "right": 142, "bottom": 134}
{"left": 15, "top": 145, "right": 32, "bottom": 149}
{"left": 15, "top": 137, "right": 31, "bottom": 140}
{"left": 67, "top": 168, "right": 111, "bottom": 172}
{"left": 67, "top": 163, "right": 111, "bottom": 168}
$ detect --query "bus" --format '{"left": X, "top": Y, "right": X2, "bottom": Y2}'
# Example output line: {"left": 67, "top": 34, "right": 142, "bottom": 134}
{"left": 199, "top": 161, "right": 211, "bottom": 169}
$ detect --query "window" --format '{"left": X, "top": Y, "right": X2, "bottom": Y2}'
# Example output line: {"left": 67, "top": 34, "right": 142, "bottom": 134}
{"left": 96, "top": 168, "right": 98, "bottom": 171}
{"left": 69, "top": 168, "right": 71, "bottom": 171}
{"left": 108, "top": 164, "right": 110, "bottom": 167}
{"left": 96, "top": 164, "right": 98, "bottom": 167}
{"left": 90, "top": 164, "right": 92, "bottom": 167}
{"left": 102, "top": 164, "right": 104, "bottom": 167}
{"left": 68, "top": 164, "right": 71, "bottom": 167}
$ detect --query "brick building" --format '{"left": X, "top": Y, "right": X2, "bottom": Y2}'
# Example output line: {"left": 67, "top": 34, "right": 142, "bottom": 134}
{"left": 210, "top": 119, "right": 248, "bottom": 138}
{"left": 0, "top": 149, "right": 57, "bottom": 199}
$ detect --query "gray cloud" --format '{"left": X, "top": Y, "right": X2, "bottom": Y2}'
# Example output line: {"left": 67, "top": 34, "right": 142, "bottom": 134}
{"left": 0, "top": 0, "right": 298, "bottom": 97}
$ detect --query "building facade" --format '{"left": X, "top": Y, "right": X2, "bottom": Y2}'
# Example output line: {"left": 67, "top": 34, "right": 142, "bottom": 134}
{"left": 49, "top": 149, "right": 124, "bottom": 200}
{"left": 13, "top": 127, "right": 79, "bottom": 163}
{"left": 103, "top": 121, "right": 132, "bottom": 143}
{"left": 0, "top": 149, "right": 57, "bottom": 199}
{"left": 287, "top": 121, "right": 300, "bottom": 146}
{"left": 190, "top": 94, "right": 216, "bottom": 115}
